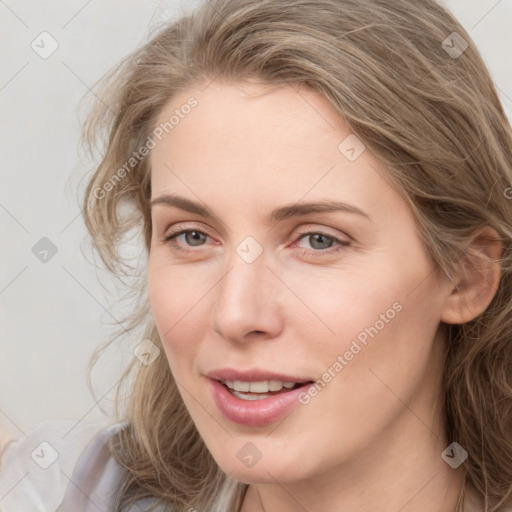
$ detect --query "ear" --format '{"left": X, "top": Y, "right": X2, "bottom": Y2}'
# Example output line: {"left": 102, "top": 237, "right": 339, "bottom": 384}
{"left": 441, "top": 226, "right": 502, "bottom": 325}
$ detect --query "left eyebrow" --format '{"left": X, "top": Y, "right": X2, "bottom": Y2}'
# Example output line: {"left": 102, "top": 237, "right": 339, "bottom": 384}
{"left": 150, "top": 194, "right": 372, "bottom": 223}
{"left": 270, "top": 200, "right": 372, "bottom": 223}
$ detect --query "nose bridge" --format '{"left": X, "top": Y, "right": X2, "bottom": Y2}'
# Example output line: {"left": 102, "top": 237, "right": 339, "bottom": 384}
{"left": 211, "top": 245, "right": 281, "bottom": 341}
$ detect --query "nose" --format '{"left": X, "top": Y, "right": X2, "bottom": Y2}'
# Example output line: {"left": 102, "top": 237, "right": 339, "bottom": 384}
{"left": 211, "top": 250, "right": 283, "bottom": 344}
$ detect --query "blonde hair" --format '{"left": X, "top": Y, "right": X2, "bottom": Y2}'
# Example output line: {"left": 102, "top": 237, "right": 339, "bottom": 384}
{"left": 81, "top": 0, "right": 512, "bottom": 510}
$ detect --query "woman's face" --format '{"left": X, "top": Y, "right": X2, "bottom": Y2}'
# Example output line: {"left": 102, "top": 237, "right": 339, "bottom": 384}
{"left": 147, "top": 80, "right": 453, "bottom": 484}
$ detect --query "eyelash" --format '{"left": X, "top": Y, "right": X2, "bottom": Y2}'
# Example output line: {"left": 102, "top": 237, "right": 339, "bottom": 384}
{"left": 161, "top": 226, "right": 350, "bottom": 257}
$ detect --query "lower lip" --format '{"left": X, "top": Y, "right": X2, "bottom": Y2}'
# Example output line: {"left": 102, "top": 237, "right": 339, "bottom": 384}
{"left": 208, "top": 378, "right": 313, "bottom": 427}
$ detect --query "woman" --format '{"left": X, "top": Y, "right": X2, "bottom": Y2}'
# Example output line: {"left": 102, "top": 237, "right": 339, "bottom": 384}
{"left": 1, "top": 0, "right": 511, "bottom": 511}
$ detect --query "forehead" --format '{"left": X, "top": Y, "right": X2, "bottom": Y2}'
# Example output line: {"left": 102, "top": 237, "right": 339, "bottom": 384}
{"left": 148, "top": 80, "right": 404, "bottom": 222}
{"left": 152, "top": 82, "right": 349, "bottom": 177}
{"left": 153, "top": 80, "right": 348, "bottom": 152}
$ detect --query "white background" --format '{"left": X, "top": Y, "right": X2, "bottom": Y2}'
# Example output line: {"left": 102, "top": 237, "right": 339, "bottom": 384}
{"left": 1, "top": 0, "right": 511, "bottom": 445}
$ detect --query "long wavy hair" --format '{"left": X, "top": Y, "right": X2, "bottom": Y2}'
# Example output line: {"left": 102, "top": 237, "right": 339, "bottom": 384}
{"left": 80, "top": 0, "right": 512, "bottom": 510}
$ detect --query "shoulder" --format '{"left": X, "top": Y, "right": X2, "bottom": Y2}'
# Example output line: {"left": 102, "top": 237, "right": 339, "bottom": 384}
{"left": 0, "top": 418, "right": 125, "bottom": 512}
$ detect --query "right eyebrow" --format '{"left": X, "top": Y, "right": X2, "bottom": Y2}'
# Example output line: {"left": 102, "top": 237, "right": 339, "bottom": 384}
{"left": 150, "top": 194, "right": 220, "bottom": 222}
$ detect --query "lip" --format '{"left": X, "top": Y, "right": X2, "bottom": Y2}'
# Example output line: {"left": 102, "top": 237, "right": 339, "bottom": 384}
{"left": 206, "top": 373, "right": 315, "bottom": 427}
{"left": 205, "top": 368, "right": 312, "bottom": 383}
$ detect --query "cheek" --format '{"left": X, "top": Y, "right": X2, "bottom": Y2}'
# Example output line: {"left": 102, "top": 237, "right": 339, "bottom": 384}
{"left": 291, "top": 283, "right": 444, "bottom": 464}
{"left": 281, "top": 263, "right": 406, "bottom": 354}
{"left": 147, "top": 263, "right": 207, "bottom": 373}
{"left": 318, "top": 274, "right": 443, "bottom": 417}
{"left": 290, "top": 252, "right": 442, "bottom": 381}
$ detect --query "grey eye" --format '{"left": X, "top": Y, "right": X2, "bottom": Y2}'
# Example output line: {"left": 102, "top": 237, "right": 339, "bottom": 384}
{"left": 183, "top": 231, "right": 207, "bottom": 246}
{"left": 304, "top": 233, "right": 335, "bottom": 250}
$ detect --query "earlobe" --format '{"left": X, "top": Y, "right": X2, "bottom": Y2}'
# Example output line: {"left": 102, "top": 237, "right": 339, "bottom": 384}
{"left": 441, "top": 226, "right": 502, "bottom": 325}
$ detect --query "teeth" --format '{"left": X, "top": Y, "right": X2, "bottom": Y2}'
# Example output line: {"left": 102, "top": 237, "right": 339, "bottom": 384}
{"left": 223, "top": 380, "right": 298, "bottom": 393}
{"left": 249, "top": 381, "right": 271, "bottom": 393}
{"left": 269, "top": 380, "right": 284, "bottom": 391}
{"left": 231, "top": 391, "right": 270, "bottom": 401}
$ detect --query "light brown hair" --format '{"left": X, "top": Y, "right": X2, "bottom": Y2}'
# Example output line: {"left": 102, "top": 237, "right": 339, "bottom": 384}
{"left": 81, "top": 0, "right": 512, "bottom": 510}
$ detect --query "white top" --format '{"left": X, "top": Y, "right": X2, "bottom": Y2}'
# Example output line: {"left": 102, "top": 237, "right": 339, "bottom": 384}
{"left": 0, "top": 419, "right": 166, "bottom": 511}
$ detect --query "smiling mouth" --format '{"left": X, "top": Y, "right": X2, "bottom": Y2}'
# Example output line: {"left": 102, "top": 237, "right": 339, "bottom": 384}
{"left": 218, "top": 379, "right": 313, "bottom": 400}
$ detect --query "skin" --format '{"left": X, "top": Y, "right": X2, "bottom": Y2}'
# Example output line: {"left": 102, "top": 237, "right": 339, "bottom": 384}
{"left": 147, "top": 80, "right": 500, "bottom": 512}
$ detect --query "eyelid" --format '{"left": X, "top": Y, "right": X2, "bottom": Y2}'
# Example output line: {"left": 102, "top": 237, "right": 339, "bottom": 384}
{"left": 161, "top": 223, "right": 215, "bottom": 245}
{"left": 291, "top": 229, "right": 350, "bottom": 256}
{"left": 161, "top": 222, "right": 351, "bottom": 257}
{"left": 163, "top": 222, "right": 349, "bottom": 241}
{"left": 293, "top": 224, "right": 351, "bottom": 243}
{"left": 162, "top": 221, "right": 214, "bottom": 238}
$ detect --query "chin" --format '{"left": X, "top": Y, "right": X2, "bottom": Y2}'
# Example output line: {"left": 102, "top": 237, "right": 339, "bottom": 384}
{"left": 226, "top": 466, "right": 298, "bottom": 485}
{"left": 213, "top": 452, "right": 311, "bottom": 485}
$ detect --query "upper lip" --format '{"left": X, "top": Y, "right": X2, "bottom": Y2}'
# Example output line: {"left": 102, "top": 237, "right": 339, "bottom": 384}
{"left": 206, "top": 368, "right": 313, "bottom": 383}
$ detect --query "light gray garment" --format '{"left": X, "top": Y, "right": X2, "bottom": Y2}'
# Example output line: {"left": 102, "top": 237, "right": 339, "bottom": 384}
{"left": 0, "top": 419, "right": 168, "bottom": 512}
